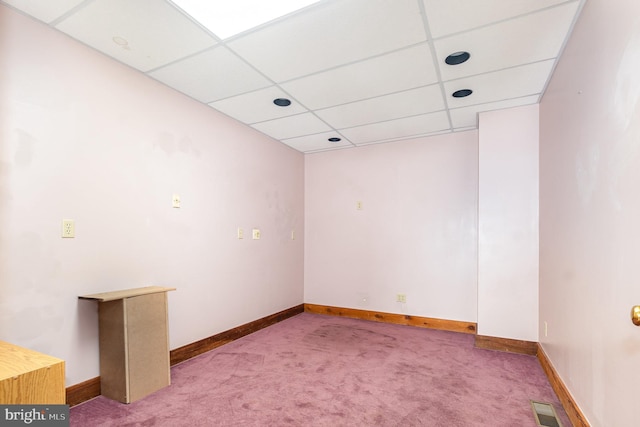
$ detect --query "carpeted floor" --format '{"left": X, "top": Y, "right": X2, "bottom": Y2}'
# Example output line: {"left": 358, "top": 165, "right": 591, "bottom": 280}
{"left": 70, "top": 313, "right": 570, "bottom": 426}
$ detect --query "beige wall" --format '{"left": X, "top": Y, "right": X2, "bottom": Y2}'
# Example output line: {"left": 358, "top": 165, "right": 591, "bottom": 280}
{"left": 478, "top": 104, "right": 539, "bottom": 341}
{"left": 0, "top": 5, "right": 305, "bottom": 386}
{"left": 304, "top": 131, "right": 478, "bottom": 322}
{"left": 539, "top": 0, "right": 640, "bottom": 425}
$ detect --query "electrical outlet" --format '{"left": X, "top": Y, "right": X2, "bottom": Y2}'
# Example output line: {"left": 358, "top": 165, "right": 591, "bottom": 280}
{"left": 252, "top": 228, "right": 261, "bottom": 240}
{"left": 544, "top": 321, "right": 548, "bottom": 337}
{"left": 356, "top": 200, "right": 363, "bottom": 210}
{"left": 237, "top": 227, "right": 244, "bottom": 239}
{"left": 291, "top": 230, "right": 295, "bottom": 240}
{"left": 62, "top": 219, "right": 75, "bottom": 238}
{"left": 396, "top": 293, "right": 406, "bottom": 303}
{"left": 172, "top": 194, "right": 181, "bottom": 208}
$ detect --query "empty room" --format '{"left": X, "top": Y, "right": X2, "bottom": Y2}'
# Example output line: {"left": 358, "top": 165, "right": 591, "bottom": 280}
{"left": 0, "top": 0, "right": 637, "bottom": 426}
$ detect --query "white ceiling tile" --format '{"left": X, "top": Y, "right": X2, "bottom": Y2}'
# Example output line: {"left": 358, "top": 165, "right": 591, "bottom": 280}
{"left": 316, "top": 85, "right": 445, "bottom": 129}
{"left": 340, "top": 111, "right": 451, "bottom": 145}
{"left": 54, "top": 0, "right": 217, "bottom": 72}
{"left": 251, "top": 113, "right": 331, "bottom": 140}
{"left": 148, "top": 47, "right": 271, "bottom": 103}
{"left": 227, "top": 0, "right": 427, "bottom": 82}
{"left": 423, "top": 0, "right": 570, "bottom": 38}
{"left": 281, "top": 44, "right": 438, "bottom": 110}
{"left": 452, "top": 126, "right": 477, "bottom": 133}
{"left": 281, "top": 132, "right": 353, "bottom": 153}
{"left": 354, "top": 129, "right": 453, "bottom": 146}
{"left": 436, "top": 2, "right": 579, "bottom": 81}
{"left": 444, "top": 60, "right": 554, "bottom": 108}
{"left": 449, "top": 95, "right": 539, "bottom": 128}
{"left": 209, "top": 86, "right": 308, "bottom": 124}
{"left": 2, "top": 0, "right": 85, "bottom": 23}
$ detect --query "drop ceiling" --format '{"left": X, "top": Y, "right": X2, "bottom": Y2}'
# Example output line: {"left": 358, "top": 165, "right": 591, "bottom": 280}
{"left": 1, "top": 0, "right": 584, "bottom": 153}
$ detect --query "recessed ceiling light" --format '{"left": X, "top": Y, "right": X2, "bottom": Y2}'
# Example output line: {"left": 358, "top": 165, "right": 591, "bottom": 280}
{"left": 273, "top": 98, "right": 292, "bottom": 107}
{"left": 171, "top": 0, "right": 321, "bottom": 39}
{"left": 445, "top": 51, "right": 470, "bottom": 65}
{"left": 452, "top": 89, "right": 473, "bottom": 98}
{"left": 328, "top": 137, "right": 341, "bottom": 143}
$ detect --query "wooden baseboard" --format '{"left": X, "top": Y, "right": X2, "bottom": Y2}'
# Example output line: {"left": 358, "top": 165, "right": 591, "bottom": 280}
{"left": 66, "top": 376, "right": 100, "bottom": 407}
{"left": 537, "top": 344, "right": 590, "bottom": 427}
{"left": 474, "top": 335, "right": 538, "bottom": 356}
{"left": 304, "top": 304, "right": 477, "bottom": 335}
{"left": 170, "top": 304, "right": 304, "bottom": 366}
{"left": 66, "top": 304, "right": 304, "bottom": 406}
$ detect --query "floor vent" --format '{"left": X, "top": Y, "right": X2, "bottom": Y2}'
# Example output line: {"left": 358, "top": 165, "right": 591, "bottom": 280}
{"left": 531, "top": 401, "right": 563, "bottom": 427}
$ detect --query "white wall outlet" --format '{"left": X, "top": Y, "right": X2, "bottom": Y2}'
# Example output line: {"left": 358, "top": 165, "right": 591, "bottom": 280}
{"left": 356, "top": 200, "right": 363, "bottom": 210}
{"left": 544, "top": 321, "right": 548, "bottom": 337}
{"left": 172, "top": 194, "right": 181, "bottom": 208}
{"left": 252, "top": 228, "right": 261, "bottom": 240}
{"left": 237, "top": 227, "right": 244, "bottom": 239}
{"left": 62, "top": 219, "right": 75, "bottom": 238}
{"left": 396, "top": 293, "right": 406, "bottom": 303}
{"left": 291, "top": 230, "right": 295, "bottom": 240}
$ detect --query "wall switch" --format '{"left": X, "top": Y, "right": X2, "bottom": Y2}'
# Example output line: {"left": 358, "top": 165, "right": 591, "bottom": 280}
{"left": 396, "top": 293, "right": 406, "bottom": 303}
{"left": 237, "top": 227, "right": 244, "bottom": 239}
{"left": 291, "top": 230, "right": 295, "bottom": 240}
{"left": 62, "top": 219, "right": 75, "bottom": 238}
{"left": 544, "top": 321, "right": 548, "bottom": 337}
{"left": 172, "top": 194, "right": 181, "bottom": 208}
{"left": 252, "top": 228, "right": 261, "bottom": 240}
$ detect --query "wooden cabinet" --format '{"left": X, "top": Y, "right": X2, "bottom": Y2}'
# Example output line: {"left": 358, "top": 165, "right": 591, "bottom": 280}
{"left": 79, "top": 286, "right": 175, "bottom": 403}
{"left": 0, "top": 341, "right": 65, "bottom": 404}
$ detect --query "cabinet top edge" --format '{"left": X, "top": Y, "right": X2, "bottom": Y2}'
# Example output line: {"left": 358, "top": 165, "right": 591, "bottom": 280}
{"left": 79, "top": 286, "right": 176, "bottom": 301}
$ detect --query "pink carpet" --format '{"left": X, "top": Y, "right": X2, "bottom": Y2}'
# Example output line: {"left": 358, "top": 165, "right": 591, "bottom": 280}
{"left": 70, "top": 313, "right": 570, "bottom": 426}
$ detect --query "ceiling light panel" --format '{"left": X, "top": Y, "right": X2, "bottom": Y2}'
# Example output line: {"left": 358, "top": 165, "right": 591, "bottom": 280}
{"left": 169, "top": 0, "right": 320, "bottom": 40}
{"left": 209, "top": 86, "right": 308, "bottom": 124}
{"left": 227, "top": 0, "right": 427, "bottom": 82}
{"left": 251, "top": 113, "right": 331, "bottom": 140}
{"left": 54, "top": 0, "right": 217, "bottom": 72}
{"left": 436, "top": 2, "right": 579, "bottom": 81}
{"left": 148, "top": 47, "right": 270, "bottom": 103}
{"left": 281, "top": 44, "right": 438, "bottom": 110}
{"left": 281, "top": 132, "right": 352, "bottom": 153}
{"left": 315, "top": 85, "right": 445, "bottom": 130}
{"left": 340, "top": 111, "right": 450, "bottom": 145}
{"left": 449, "top": 95, "right": 539, "bottom": 128}
{"left": 444, "top": 59, "right": 555, "bottom": 108}
{"left": 423, "top": 0, "right": 569, "bottom": 39}
{"left": 2, "top": 0, "right": 85, "bottom": 23}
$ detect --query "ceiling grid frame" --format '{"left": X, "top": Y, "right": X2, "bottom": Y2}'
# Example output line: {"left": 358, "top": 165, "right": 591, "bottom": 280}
{"left": 1, "top": 0, "right": 585, "bottom": 153}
